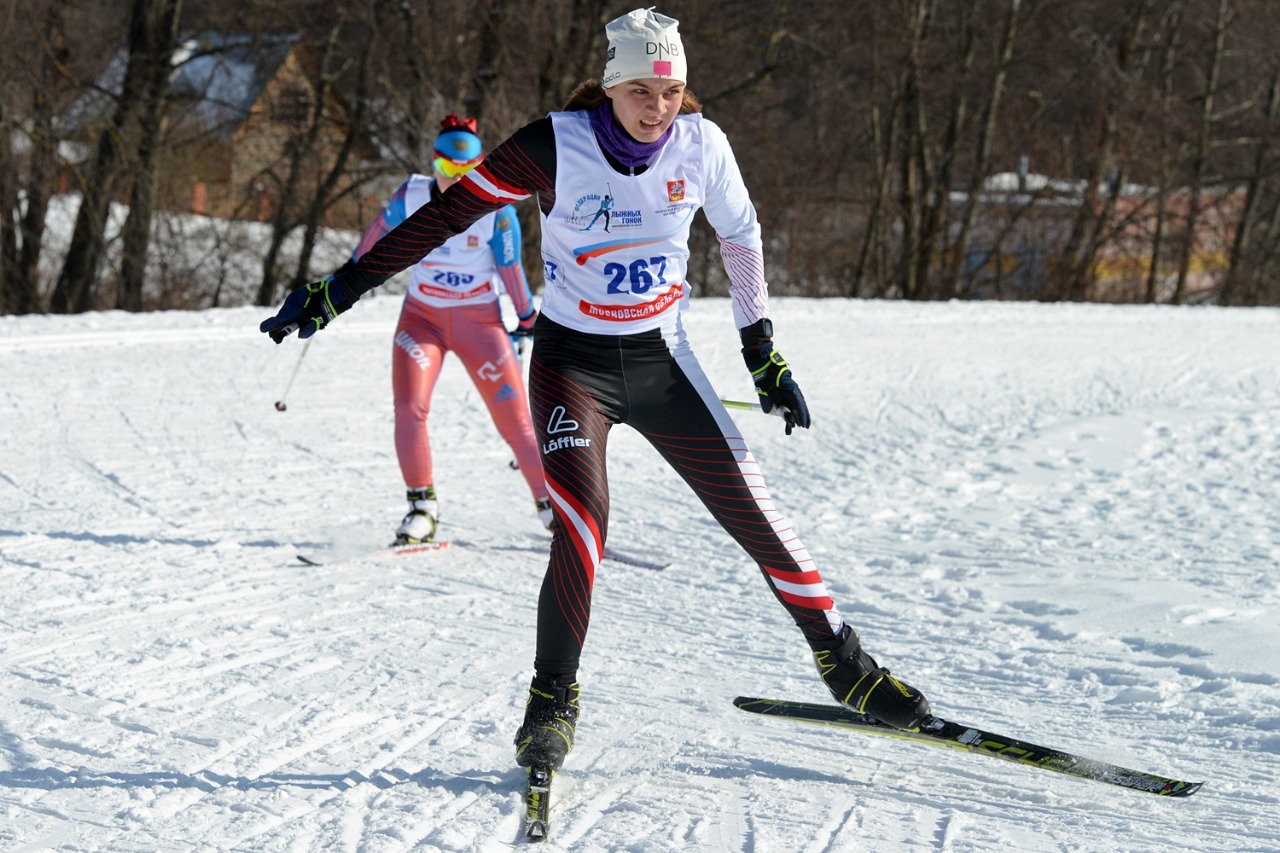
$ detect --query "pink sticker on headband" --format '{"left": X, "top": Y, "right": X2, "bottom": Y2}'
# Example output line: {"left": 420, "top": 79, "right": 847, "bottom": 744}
{"left": 653, "top": 60, "right": 673, "bottom": 76}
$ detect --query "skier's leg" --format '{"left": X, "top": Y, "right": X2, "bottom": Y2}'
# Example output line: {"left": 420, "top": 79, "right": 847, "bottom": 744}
{"left": 626, "top": 339, "right": 931, "bottom": 729}
{"left": 391, "top": 307, "right": 446, "bottom": 491}
{"left": 526, "top": 350, "right": 616, "bottom": 675}
{"left": 514, "top": 321, "right": 626, "bottom": 769}
{"left": 450, "top": 305, "right": 548, "bottom": 502}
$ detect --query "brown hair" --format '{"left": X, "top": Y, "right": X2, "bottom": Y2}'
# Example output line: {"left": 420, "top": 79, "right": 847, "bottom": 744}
{"left": 562, "top": 78, "right": 702, "bottom": 114}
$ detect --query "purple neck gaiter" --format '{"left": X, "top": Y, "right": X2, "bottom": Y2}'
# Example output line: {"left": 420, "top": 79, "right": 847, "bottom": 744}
{"left": 588, "top": 101, "right": 672, "bottom": 170}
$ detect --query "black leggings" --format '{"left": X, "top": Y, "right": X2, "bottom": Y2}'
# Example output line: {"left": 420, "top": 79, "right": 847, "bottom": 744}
{"left": 528, "top": 316, "right": 845, "bottom": 676}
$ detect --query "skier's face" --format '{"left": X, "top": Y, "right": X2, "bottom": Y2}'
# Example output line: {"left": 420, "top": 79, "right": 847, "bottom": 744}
{"left": 605, "top": 78, "right": 685, "bottom": 143}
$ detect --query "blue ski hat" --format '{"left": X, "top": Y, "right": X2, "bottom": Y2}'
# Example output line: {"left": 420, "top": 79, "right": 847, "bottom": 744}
{"left": 433, "top": 114, "right": 482, "bottom": 165}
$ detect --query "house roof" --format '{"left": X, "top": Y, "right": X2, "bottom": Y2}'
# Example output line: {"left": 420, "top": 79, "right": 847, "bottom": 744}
{"left": 63, "top": 31, "right": 302, "bottom": 142}
{"left": 169, "top": 32, "right": 301, "bottom": 138}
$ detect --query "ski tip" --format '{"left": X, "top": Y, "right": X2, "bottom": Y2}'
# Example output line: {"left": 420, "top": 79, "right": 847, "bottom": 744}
{"left": 388, "top": 540, "right": 450, "bottom": 555}
{"left": 600, "top": 547, "right": 670, "bottom": 571}
{"left": 734, "top": 696, "right": 797, "bottom": 711}
{"left": 297, "top": 541, "right": 451, "bottom": 566}
{"left": 733, "top": 696, "right": 794, "bottom": 714}
{"left": 1165, "top": 780, "right": 1204, "bottom": 797}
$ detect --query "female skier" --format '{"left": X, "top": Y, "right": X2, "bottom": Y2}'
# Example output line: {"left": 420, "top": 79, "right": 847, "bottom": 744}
{"left": 262, "top": 8, "right": 931, "bottom": 773}
{"left": 351, "top": 115, "right": 552, "bottom": 544}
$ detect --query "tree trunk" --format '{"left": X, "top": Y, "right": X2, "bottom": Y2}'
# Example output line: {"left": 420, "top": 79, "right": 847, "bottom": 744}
{"left": 536, "top": 0, "right": 610, "bottom": 112}
{"left": 388, "top": 0, "right": 435, "bottom": 166}
{"left": 49, "top": 0, "right": 160, "bottom": 313}
{"left": 118, "top": 0, "right": 182, "bottom": 312}
{"left": 1144, "top": 2, "right": 1183, "bottom": 304}
{"left": 463, "top": 0, "right": 509, "bottom": 127}
{"left": 1173, "top": 0, "right": 1231, "bottom": 305}
{"left": 4, "top": 1, "right": 74, "bottom": 315}
{"left": 917, "top": 2, "right": 973, "bottom": 300}
{"left": 255, "top": 24, "right": 346, "bottom": 307}
{"left": 1058, "top": 1, "right": 1152, "bottom": 301}
{"left": 948, "top": 0, "right": 1021, "bottom": 299}
{"left": 896, "top": 0, "right": 931, "bottom": 300}
{"left": 288, "top": 46, "right": 372, "bottom": 294}
{"left": 1219, "top": 52, "right": 1275, "bottom": 305}
{"left": 0, "top": 99, "right": 19, "bottom": 314}
{"left": 853, "top": 94, "right": 898, "bottom": 299}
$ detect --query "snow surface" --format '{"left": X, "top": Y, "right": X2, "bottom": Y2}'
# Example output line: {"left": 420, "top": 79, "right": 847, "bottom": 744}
{"left": 1, "top": 296, "right": 1278, "bottom": 851}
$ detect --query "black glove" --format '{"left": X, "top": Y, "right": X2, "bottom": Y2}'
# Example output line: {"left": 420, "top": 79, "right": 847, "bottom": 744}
{"left": 260, "top": 270, "right": 357, "bottom": 344}
{"left": 741, "top": 318, "right": 811, "bottom": 435}
{"left": 509, "top": 310, "right": 537, "bottom": 356}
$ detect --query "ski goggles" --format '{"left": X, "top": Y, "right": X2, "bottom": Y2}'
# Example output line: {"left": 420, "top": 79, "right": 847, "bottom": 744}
{"left": 433, "top": 156, "right": 482, "bottom": 179}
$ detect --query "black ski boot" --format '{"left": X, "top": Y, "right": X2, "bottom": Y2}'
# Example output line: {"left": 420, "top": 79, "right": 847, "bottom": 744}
{"left": 813, "top": 625, "right": 930, "bottom": 730}
{"left": 514, "top": 674, "right": 580, "bottom": 770}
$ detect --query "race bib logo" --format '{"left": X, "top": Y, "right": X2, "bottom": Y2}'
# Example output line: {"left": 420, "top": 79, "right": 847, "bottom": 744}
{"left": 571, "top": 191, "right": 613, "bottom": 232}
{"left": 570, "top": 189, "right": 641, "bottom": 232}
{"left": 467, "top": 235, "right": 480, "bottom": 248}
{"left": 667, "top": 180, "right": 685, "bottom": 202}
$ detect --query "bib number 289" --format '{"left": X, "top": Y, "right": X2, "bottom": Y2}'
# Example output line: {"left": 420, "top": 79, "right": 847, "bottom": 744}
{"left": 604, "top": 257, "right": 668, "bottom": 295}
{"left": 432, "top": 271, "right": 475, "bottom": 287}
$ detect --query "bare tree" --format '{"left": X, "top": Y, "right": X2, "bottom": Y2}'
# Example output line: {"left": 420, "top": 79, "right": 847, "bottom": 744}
{"left": 847, "top": 6, "right": 904, "bottom": 299}
{"left": 49, "top": 0, "right": 175, "bottom": 313}
{"left": 2, "top": 2, "right": 56, "bottom": 314}
{"left": 117, "top": 0, "right": 182, "bottom": 311}
{"left": 384, "top": 0, "right": 438, "bottom": 167}
{"left": 1143, "top": 1, "right": 1185, "bottom": 304}
{"left": 461, "top": 0, "right": 508, "bottom": 127}
{"left": 254, "top": 22, "right": 353, "bottom": 307}
{"left": 1221, "top": 65, "right": 1280, "bottom": 307}
{"left": 285, "top": 41, "right": 373, "bottom": 295}
{"left": 946, "top": 0, "right": 1023, "bottom": 299}
{"left": 7, "top": 0, "right": 1280, "bottom": 311}
{"left": 1052, "top": 2, "right": 1155, "bottom": 301}
{"left": 1172, "top": 0, "right": 1231, "bottom": 304}
{"left": 894, "top": 0, "right": 932, "bottom": 300}
{"left": 535, "top": 0, "right": 612, "bottom": 113}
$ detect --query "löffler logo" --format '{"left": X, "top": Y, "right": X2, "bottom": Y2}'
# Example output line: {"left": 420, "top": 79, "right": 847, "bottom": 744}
{"left": 546, "top": 406, "right": 579, "bottom": 435}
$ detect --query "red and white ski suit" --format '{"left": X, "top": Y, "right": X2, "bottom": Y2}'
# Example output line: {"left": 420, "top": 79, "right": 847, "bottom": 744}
{"left": 353, "top": 175, "right": 546, "bottom": 499}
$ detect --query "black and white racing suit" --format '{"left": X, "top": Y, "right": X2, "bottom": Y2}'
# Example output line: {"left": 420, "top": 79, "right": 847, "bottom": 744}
{"left": 346, "top": 107, "right": 848, "bottom": 678}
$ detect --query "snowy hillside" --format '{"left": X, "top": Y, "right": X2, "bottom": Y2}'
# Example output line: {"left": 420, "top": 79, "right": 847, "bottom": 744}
{"left": 1, "top": 296, "right": 1278, "bottom": 851}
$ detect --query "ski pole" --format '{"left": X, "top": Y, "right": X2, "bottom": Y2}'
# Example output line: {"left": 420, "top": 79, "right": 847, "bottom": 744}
{"left": 274, "top": 339, "right": 312, "bottom": 412}
{"left": 720, "top": 398, "right": 785, "bottom": 418}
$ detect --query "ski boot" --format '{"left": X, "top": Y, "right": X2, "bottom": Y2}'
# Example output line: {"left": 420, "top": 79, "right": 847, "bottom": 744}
{"left": 535, "top": 497, "right": 555, "bottom": 530}
{"left": 813, "top": 625, "right": 930, "bottom": 730}
{"left": 394, "top": 487, "right": 438, "bottom": 545}
{"left": 514, "top": 674, "right": 580, "bottom": 770}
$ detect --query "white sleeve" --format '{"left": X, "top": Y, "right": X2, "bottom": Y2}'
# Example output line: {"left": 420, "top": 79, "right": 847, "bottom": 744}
{"left": 700, "top": 118, "right": 769, "bottom": 329}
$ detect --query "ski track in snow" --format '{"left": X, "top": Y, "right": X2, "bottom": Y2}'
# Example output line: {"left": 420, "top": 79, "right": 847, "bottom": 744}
{"left": 1, "top": 298, "right": 1278, "bottom": 851}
